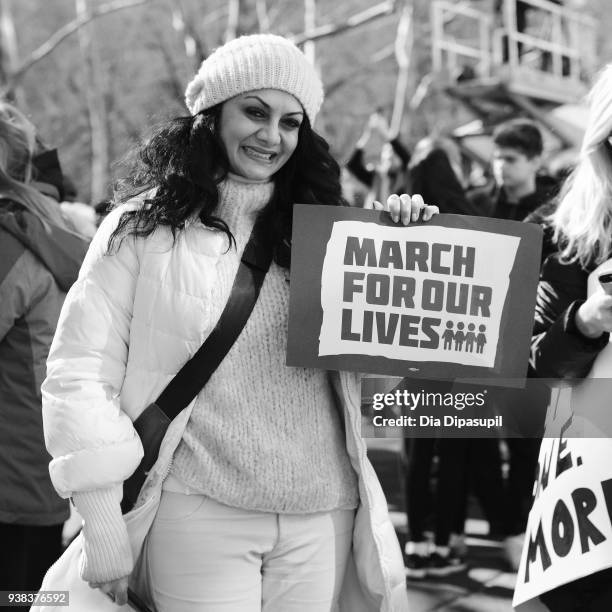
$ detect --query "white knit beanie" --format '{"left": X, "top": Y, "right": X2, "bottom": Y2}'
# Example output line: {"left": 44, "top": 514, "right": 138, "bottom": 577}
{"left": 185, "top": 34, "right": 324, "bottom": 124}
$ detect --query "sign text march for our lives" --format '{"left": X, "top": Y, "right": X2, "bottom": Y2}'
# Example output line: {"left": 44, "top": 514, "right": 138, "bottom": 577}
{"left": 287, "top": 205, "right": 542, "bottom": 381}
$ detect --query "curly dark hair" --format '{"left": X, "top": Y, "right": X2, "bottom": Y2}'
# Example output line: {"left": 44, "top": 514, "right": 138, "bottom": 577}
{"left": 108, "top": 105, "right": 347, "bottom": 268}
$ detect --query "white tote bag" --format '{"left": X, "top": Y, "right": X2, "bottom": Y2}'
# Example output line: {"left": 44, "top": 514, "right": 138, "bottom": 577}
{"left": 32, "top": 492, "right": 159, "bottom": 612}
{"left": 31, "top": 533, "right": 135, "bottom": 611}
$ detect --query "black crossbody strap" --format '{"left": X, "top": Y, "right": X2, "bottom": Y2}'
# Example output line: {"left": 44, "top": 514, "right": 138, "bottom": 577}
{"left": 155, "top": 222, "right": 273, "bottom": 417}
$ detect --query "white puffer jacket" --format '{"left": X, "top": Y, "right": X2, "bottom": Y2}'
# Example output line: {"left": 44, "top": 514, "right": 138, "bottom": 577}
{"left": 42, "top": 204, "right": 408, "bottom": 612}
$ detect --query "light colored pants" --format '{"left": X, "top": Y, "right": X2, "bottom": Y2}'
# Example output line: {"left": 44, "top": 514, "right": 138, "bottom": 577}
{"left": 145, "top": 490, "right": 355, "bottom": 611}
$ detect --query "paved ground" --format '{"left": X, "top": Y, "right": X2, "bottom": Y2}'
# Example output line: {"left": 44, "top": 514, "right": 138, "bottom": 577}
{"left": 367, "top": 438, "right": 517, "bottom": 612}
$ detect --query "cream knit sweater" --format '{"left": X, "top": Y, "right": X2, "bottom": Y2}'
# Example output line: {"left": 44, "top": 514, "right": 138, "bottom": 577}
{"left": 170, "top": 175, "right": 359, "bottom": 513}
{"left": 72, "top": 175, "right": 358, "bottom": 583}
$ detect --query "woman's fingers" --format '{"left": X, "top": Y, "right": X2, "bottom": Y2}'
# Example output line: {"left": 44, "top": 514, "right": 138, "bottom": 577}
{"left": 391, "top": 193, "right": 425, "bottom": 225}
{"left": 375, "top": 193, "right": 438, "bottom": 224}
{"left": 411, "top": 193, "right": 425, "bottom": 222}
{"left": 89, "top": 577, "right": 129, "bottom": 607}
{"left": 399, "top": 194, "right": 412, "bottom": 224}
{"left": 422, "top": 204, "right": 439, "bottom": 221}
{"left": 387, "top": 194, "right": 401, "bottom": 223}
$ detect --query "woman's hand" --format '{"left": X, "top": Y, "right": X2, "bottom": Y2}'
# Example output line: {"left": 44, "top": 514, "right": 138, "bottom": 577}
{"left": 89, "top": 576, "right": 129, "bottom": 607}
{"left": 575, "top": 293, "right": 612, "bottom": 338}
{"left": 373, "top": 193, "right": 439, "bottom": 225}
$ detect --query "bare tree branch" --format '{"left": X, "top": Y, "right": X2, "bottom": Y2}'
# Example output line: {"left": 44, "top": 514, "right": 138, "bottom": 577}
{"left": 9, "top": 0, "right": 149, "bottom": 85}
{"left": 371, "top": 42, "right": 394, "bottom": 63}
{"left": 317, "top": 4, "right": 353, "bottom": 26}
{"left": 202, "top": 5, "right": 228, "bottom": 28}
{"left": 325, "top": 52, "right": 395, "bottom": 98}
{"left": 408, "top": 73, "right": 434, "bottom": 111}
{"left": 0, "top": 0, "right": 25, "bottom": 105}
{"left": 171, "top": 0, "right": 207, "bottom": 67}
{"left": 256, "top": 0, "right": 270, "bottom": 33}
{"left": 291, "top": 0, "right": 398, "bottom": 46}
{"left": 76, "top": 0, "right": 110, "bottom": 202}
{"left": 303, "top": 0, "right": 316, "bottom": 64}
{"left": 111, "top": 104, "right": 141, "bottom": 143}
{"left": 0, "top": 0, "right": 19, "bottom": 83}
{"left": 102, "top": 55, "right": 141, "bottom": 162}
{"left": 389, "top": 1, "right": 413, "bottom": 136}
{"left": 150, "top": 10, "right": 187, "bottom": 101}
{"left": 266, "top": 3, "right": 283, "bottom": 30}
{"left": 226, "top": 0, "right": 241, "bottom": 42}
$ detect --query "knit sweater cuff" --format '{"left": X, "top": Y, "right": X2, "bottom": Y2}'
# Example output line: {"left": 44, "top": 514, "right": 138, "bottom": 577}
{"left": 72, "top": 486, "right": 133, "bottom": 583}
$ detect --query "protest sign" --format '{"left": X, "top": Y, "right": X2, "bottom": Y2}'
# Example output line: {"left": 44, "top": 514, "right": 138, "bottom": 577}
{"left": 513, "top": 386, "right": 612, "bottom": 606}
{"left": 514, "top": 264, "right": 612, "bottom": 608}
{"left": 287, "top": 205, "right": 541, "bottom": 381}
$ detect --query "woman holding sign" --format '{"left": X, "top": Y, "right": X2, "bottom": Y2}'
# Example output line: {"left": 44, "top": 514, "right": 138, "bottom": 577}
{"left": 526, "top": 64, "right": 612, "bottom": 610}
{"left": 40, "top": 34, "right": 438, "bottom": 611}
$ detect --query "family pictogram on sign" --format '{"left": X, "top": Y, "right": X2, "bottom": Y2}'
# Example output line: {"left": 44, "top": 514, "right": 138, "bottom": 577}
{"left": 441, "top": 322, "right": 487, "bottom": 354}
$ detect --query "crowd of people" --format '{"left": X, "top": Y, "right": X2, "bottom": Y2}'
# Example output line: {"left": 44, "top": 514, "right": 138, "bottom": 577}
{"left": 345, "top": 112, "right": 560, "bottom": 581}
{"left": 1, "top": 26, "right": 611, "bottom": 612}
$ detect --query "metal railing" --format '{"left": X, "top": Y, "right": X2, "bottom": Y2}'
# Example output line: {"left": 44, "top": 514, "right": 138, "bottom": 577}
{"left": 499, "top": 0, "right": 597, "bottom": 80}
{"left": 432, "top": 0, "right": 493, "bottom": 77}
{"left": 431, "top": 0, "right": 597, "bottom": 83}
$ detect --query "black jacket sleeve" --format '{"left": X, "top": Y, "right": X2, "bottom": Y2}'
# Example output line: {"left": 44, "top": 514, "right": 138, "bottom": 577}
{"left": 389, "top": 138, "right": 411, "bottom": 167}
{"left": 410, "top": 149, "right": 476, "bottom": 215}
{"left": 530, "top": 255, "right": 609, "bottom": 378}
{"left": 346, "top": 148, "right": 375, "bottom": 187}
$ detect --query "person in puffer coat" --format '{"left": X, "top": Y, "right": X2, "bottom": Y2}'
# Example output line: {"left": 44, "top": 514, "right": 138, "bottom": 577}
{"left": 42, "top": 34, "right": 440, "bottom": 612}
{"left": 0, "top": 102, "right": 89, "bottom": 593}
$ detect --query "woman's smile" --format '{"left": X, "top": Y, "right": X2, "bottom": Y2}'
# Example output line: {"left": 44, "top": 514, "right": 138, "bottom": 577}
{"left": 241, "top": 145, "right": 278, "bottom": 163}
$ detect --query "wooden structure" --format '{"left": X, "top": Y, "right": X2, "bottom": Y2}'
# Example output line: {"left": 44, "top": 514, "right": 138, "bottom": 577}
{"left": 430, "top": 0, "right": 597, "bottom": 163}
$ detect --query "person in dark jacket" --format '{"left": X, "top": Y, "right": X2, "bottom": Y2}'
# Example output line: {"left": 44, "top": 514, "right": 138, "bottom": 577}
{"left": 345, "top": 111, "right": 411, "bottom": 207}
{"left": 525, "top": 63, "right": 612, "bottom": 611}
{"left": 408, "top": 136, "right": 478, "bottom": 216}
{"left": 0, "top": 102, "right": 89, "bottom": 593}
{"left": 467, "top": 120, "right": 558, "bottom": 551}
{"left": 346, "top": 114, "right": 476, "bottom": 216}
{"left": 31, "top": 145, "right": 78, "bottom": 203}
{"left": 468, "top": 119, "right": 559, "bottom": 221}
{"left": 523, "top": 200, "right": 559, "bottom": 265}
{"left": 399, "top": 138, "right": 479, "bottom": 575}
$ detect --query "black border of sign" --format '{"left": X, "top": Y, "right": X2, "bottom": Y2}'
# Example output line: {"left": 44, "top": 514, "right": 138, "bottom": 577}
{"left": 286, "top": 205, "right": 543, "bottom": 383}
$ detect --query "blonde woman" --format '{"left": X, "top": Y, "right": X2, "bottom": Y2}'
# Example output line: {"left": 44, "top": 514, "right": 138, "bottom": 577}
{"left": 530, "top": 64, "right": 612, "bottom": 610}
